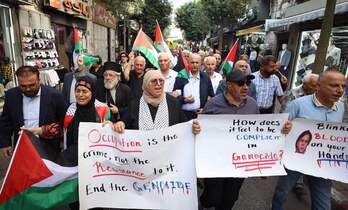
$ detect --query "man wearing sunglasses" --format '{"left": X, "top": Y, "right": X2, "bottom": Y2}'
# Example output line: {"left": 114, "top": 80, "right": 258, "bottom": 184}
{"left": 199, "top": 69, "right": 259, "bottom": 210}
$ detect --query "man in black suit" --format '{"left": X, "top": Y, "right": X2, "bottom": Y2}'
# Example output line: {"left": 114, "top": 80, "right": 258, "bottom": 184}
{"left": 173, "top": 53, "right": 214, "bottom": 120}
{"left": 62, "top": 54, "right": 97, "bottom": 105}
{"left": 0, "top": 66, "right": 66, "bottom": 157}
{"left": 95, "top": 62, "right": 131, "bottom": 121}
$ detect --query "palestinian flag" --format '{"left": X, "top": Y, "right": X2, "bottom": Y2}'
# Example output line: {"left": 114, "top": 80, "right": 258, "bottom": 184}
{"left": 221, "top": 40, "right": 239, "bottom": 74}
{"left": 0, "top": 131, "right": 78, "bottom": 210}
{"left": 176, "top": 50, "right": 191, "bottom": 79}
{"left": 73, "top": 27, "right": 99, "bottom": 68}
{"left": 73, "top": 27, "right": 83, "bottom": 54}
{"left": 132, "top": 28, "right": 159, "bottom": 69}
{"left": 154, "top": 20, "right": 176, "bottom": 67}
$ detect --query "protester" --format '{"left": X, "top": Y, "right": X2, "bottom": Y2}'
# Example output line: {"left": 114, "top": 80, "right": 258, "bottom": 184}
{"left": 119, "top": 51, "right": 131, "bottom": 82}
{"left": 173, "top": 53, "right": 214, "bottom": 120}
{"left": 200, "top": 70, "right": 292, "bottom": 210}
{"left": 274, "top": 61, "right": 288, "bottom": 91}
{"left": 61, "top": 76, "right": 112, "bottom": 210}
{"left": 198, "top": 50, "right": 206, "bottom": 72}
{"left": 213, "top": 53, "right": 222, "bottom": 73}
{"left": 0, "top": 66, "right": 66, "bottom": 156}
{"left": 204, "top": 56, "right": 222, "bottom": 94}
{"left": 216, "top": 60, "right": 257, "bottom": 100}
{"left": 272, "top": 69, "right": 346, "bottom": 210}
{"left": 128, "top": 55, "right": 146, "bottom": 99}
{"left": 279, "top": 72, "right": 319, "bottom": 195}
{"left": 252, "top": 55, "right": 284, "bottom": 114}
{"left": 239, "top": 54, "right": 252, "bottom": 75}
{"left": 95, "top": 61, "right": 131, "bottom": 121}
{"left": 280, "top": 73, "right": 318, "bottom": 113}
{"left": 158, "top": 52, "right": 178, "bottom": 93}
{"left": 62, "top": 53, "right": 97, "bottom": 104}
{"left": 113, "top": 70, "right": 200, "bottom": 133}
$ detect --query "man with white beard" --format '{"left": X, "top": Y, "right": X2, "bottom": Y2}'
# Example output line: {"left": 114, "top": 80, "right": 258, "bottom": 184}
{"left": 95, "top": 61, "right": 131, "bottom": 120}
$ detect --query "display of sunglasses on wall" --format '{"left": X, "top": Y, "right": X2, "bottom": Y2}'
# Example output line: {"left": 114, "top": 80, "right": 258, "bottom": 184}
{"left": 21, "top": 27, "right": 60, "bottom": 70}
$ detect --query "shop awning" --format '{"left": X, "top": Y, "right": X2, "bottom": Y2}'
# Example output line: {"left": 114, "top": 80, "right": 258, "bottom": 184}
{"left": 265, "top": 2, "right": 348, "bottom": 31}
{"left": 236, "top": 25, "right": 263, "bottom": 36}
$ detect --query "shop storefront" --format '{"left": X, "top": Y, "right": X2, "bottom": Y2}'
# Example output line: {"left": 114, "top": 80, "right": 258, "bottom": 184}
{"left": 0, "top": 1, "right": 24, "bottom": 88}
{"left": 292, "top": 26, "right": 348, "bottom": 87}
{"left": 266, "top": 1, "right": 348, "bottom": 88}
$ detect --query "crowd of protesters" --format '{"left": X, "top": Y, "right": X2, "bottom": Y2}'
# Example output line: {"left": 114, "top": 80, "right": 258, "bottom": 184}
{"left": 0, "top": 44, "right": 346, "bottom": 210}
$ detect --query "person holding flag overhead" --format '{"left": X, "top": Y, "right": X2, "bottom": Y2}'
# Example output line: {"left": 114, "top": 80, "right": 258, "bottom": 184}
{"left": 154, "top": 20, "right": 177, "bottom": 68}
{"left": 132, "top": 28, "right": 159, "bottom": 69}
{"left": 62, "top": 27, "right": 100, "bottom": 105}
{"left": 220, "top": 40, "right": 238, "bottom": 77}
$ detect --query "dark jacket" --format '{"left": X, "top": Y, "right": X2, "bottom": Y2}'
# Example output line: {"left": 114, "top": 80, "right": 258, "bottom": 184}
{"left": 62, "top": 72, "right": 97, "bottom": 104}
{"left": 95, "top": 79, "right": 131, "bottom": 121}
{"left": 173, "top": 71, "right": 215, "bottom": 108}
{"left": 127, "top": 70, "right": 144, "bottom": 100}
{"left": 0, "top": 85, "right": 67, "bottom": 151}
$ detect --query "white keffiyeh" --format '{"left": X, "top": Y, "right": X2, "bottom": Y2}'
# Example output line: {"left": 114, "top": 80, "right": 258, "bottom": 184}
{"left": 138, "top": 95, "right": 169, "bottom": 130}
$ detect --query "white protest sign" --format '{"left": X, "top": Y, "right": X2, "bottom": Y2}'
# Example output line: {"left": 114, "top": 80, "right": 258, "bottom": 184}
{"left": 284, "top": 118, "right": 348, "bottom": 183}
{"left": 78, "top": 122, "right": 197, "bottom": 210}
{"left": 196, "top": 114, "right": 289, "bottom": 178}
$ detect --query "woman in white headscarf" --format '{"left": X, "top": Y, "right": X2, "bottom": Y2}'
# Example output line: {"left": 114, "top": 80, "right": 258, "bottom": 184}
{"left": 114, "top": 70, "right": 200, "bottom": 133}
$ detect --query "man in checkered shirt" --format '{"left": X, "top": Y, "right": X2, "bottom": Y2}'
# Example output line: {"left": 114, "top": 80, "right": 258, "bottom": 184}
{"left": 252, "top": 55, "right": 284, "bottom": 114}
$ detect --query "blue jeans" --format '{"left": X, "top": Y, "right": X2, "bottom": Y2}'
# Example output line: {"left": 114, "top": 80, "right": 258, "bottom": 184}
{"left": 272, "top": 169, "right": 332, "bottom": 210}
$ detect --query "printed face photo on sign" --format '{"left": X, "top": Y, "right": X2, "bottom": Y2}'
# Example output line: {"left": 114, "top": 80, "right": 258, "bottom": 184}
{"left": 295, "top": 130, "right": 312, "bottom": 154}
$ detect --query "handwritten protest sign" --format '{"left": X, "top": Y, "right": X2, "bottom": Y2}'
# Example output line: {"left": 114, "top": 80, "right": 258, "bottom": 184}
{"left": 196, "top": 114, "right": 289, "bottom": 178}
{"left": 284, "top": 118, "right": 348, "bottom": 183}
{"left": 78, "top": 122, "right": 197, "bottom": 210}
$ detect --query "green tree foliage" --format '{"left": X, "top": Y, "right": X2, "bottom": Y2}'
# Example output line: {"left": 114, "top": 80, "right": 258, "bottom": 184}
{"left": 106, "top": 0, "right": 142, "bottom": 19}
{"left": 201, "top": 0, "right": 249, "bottom": 49}
{"left": 139, "top": 0, "right": 173, "bottom": 39}
{"left": 175, "top": 2, "right": 211, "bottom": 42}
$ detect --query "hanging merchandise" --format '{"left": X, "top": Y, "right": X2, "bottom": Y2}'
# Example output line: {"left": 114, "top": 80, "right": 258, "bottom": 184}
{"left": 21, "top": 27, "right": 60, "bottom": 87}
{"left": 21, "top": 27, "right": 60, "bottom": 70}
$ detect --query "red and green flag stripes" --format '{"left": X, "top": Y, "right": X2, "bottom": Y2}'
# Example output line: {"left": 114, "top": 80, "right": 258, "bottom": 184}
{"left": 73, "top": 27, "right": 83, "bottom": 54}
{"left": 222, "top": 40, "right": 239, "bottom": 74}
{"left": 132, "top": 28, "right": 159, "bottom": 69}
{"left": 177, "top": 50, "right": 191, "bottom": 79}
{"left": 154, "top": 21, "right": 176, "bottom": 67}
{"left": 0, "top": 131, "right": 78, "bottom": 210}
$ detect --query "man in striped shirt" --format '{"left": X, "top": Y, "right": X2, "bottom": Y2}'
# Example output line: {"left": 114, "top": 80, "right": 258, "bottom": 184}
{"left": 252, "top": 55, "right": 284, "bottom": 114}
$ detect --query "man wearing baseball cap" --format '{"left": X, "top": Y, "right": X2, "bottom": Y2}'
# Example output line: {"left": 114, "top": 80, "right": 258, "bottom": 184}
{"left": 199, "top": 69, "right": 259, "bottom": 210}
{"left": 95, "top": 61, "right": 131, "bottom": 121}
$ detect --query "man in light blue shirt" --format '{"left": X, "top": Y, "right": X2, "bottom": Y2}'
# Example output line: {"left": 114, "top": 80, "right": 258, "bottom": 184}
{"left": 272, "top": 69, "right": 346, "bottom": 210}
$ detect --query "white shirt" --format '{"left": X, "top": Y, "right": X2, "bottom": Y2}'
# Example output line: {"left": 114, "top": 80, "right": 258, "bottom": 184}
{"left": 182, "top": 73, "right": 201, "bottom": 111}
{"left": 69, "top": 77, "right": 76, "bottom": 104}
{"left": 23, "top": 88, "right": 41, "bottom": 128}
{"left": 161, "top": 69, "right": 178, "bottom": 93}
{"left": 208, "top": 72, "right": 222, "bottom": 94}
{"left": 249, "top": 51, "right": 257, "bottom": 60}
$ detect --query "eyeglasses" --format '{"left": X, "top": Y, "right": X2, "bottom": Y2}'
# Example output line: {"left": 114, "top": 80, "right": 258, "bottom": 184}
{"left": 234, "top": 80, "right": 252, "bottom": 87}
{"left": 150, "top": 78, "right": 165, "bottom": 85}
